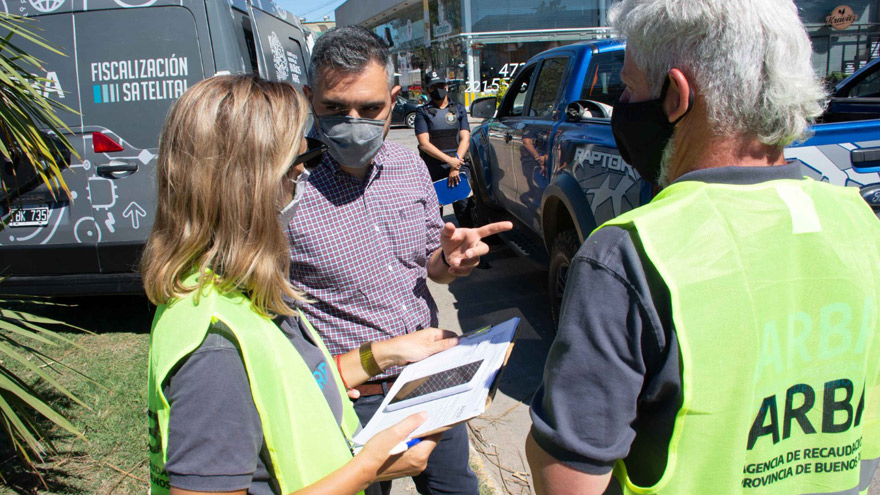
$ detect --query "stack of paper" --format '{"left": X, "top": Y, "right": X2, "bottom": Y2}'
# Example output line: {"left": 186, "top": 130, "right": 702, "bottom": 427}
{"left": 353, "top": 317, "right": 520, "bottom": 450}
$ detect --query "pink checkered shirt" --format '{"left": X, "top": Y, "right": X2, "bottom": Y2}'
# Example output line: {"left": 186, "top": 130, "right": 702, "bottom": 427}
{"left": 286, "top": 140, "right": 443, "bottom": 379}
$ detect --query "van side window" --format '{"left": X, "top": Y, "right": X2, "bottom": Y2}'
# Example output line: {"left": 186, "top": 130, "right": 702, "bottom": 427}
{"left": 230, "top": 10, "right": 260, "bottom": 74}
{"left": 581, "top": 50, "right": 625, "bottom": 107}
{"left": 527, "top": 57, "right": 569, "bottom": 119}
{"left": 242, "top": 27, "right": 260, "bottom": 74}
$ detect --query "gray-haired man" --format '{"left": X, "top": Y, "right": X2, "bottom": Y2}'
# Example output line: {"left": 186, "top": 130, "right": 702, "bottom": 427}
{"left": 527, "top": 1, "right": 880, "bottom": 494}
{"left": 287, "top": 26, "right": 511, "bottom": 495}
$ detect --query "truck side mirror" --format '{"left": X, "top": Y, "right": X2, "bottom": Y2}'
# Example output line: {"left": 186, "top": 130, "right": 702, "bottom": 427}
{"left": 470, "top": 96, "right": 497, "bottom": 119}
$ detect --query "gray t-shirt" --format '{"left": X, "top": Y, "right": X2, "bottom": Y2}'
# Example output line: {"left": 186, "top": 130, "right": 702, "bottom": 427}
{"left": 529, "top": 163, "right": 805, "bottom": 487}
{"left": 163, "top": 314, "right": 345, "bottom": 494}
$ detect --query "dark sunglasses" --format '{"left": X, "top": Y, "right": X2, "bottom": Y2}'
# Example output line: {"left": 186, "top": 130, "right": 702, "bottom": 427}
{"left": 291, "top": 137, "right": 327, "bottom": 170}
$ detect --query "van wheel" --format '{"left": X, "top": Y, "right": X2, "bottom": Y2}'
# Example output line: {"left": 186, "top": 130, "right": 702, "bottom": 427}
{"left": 548, "top": 229, "right": 579, "bottom": 329}
{"left": 406, "top": 112, "right": 417, "bottom": 128}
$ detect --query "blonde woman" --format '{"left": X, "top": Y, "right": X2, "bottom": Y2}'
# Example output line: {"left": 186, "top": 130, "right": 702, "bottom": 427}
{"left": 143, "top": 75, "right": 454, "bottom": 495}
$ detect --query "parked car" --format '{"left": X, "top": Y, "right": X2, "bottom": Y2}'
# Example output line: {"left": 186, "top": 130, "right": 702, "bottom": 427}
{"left": 468, "top": 40, "right": 880, "bottom": 324}
{"left": 391, "top": 96, "right": 422, "bottom": 128}
{"left": 822, "top": 57, "right": 880, "bottom": 123}
{"left": 0, "top": 0, "right": 312, "bottom": 295}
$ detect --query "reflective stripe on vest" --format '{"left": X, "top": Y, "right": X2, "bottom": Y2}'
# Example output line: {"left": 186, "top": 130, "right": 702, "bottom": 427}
{"left": 600, "top": 178, "right": 880, "bottom": 494}
{"left": 147, "top": 275, "right": 362, "bottom": 494}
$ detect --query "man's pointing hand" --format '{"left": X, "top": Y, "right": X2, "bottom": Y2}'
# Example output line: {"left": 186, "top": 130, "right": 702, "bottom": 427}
{"left": 440, "top": 221, "right": 513, "bottom": 276}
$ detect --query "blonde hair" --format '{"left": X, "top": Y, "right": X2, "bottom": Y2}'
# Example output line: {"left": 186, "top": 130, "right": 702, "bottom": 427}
{"left": 142, "top": 75, "right": 308, "bottom": 316}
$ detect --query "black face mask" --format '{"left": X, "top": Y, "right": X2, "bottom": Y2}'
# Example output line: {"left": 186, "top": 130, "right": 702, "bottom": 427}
{"left": 611, "top": 77, "right": 691, "bottom": 185}
{"left": 430, "top": 87, "right": 448, "bottom": 101}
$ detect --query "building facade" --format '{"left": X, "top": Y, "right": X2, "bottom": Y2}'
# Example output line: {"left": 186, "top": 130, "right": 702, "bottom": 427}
{"left": 335, "top": 0, "right": 880, "bottom": 105}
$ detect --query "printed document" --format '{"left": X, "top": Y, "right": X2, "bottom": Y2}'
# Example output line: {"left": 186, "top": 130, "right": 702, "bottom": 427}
{"left": 353, "top": 317, "right": 520, "bottom": 450}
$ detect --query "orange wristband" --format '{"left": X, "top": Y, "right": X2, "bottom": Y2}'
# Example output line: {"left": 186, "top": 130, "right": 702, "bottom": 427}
{"left": 335, "top": 354, "right": 350, "bottom": 390}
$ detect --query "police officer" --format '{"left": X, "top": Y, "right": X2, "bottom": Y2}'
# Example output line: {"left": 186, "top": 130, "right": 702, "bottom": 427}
{"left": 415, "top": 71, "right": 474, "bottom": 228}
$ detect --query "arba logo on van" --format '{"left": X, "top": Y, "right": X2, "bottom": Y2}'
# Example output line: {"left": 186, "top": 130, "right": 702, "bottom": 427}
{"left": 40, "top": 71, "right": 64, "bottom": 98}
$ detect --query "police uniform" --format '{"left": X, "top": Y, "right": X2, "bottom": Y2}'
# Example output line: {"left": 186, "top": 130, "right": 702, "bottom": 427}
{"left": 414, "top": 71, "right": 474, "bottom": 227}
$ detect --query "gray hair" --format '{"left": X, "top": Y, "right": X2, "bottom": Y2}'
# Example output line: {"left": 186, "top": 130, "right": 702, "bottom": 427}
{"left": 308, "top": 26, "right": 395, "bottom": 89}
{"left": 610, "top": 0, "right": 827, "bottom": 147}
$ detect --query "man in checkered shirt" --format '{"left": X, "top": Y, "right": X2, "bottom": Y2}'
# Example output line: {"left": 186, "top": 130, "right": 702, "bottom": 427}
{"left": 286, "top": 26, "right": 511, "bottom": 495}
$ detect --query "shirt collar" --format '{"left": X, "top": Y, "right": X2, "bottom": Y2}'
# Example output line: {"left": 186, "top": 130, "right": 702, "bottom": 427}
{"left": 674, "top": 161, "right": 804, "bottom": 186}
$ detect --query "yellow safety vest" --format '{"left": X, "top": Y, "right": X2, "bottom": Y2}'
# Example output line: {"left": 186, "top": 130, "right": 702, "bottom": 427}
{"left": 600, "top": 178, "right": 880, "bottom": 494}
{"left": 147, "top": 275, "right": 362, "bottom": 494}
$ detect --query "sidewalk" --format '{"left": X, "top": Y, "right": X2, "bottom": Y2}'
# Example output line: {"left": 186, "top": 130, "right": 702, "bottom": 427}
{"left": 387, "top": 236, "right": 553, "bottom": 495}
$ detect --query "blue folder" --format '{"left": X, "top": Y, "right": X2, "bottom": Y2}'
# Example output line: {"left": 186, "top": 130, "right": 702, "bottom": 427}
{"left": 433, "top": 172, "right": 472, "bottom": 205}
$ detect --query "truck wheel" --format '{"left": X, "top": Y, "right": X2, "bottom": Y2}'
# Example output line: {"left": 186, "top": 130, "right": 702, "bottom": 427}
{"left": 548, "top": 229, "right": 579, "bottom": 328}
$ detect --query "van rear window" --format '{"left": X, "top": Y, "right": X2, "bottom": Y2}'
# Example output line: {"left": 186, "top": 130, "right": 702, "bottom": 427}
{"left": 6, "top": 14, "right": 81, "bottom": 129}
{"left": 74, "top": 7, "right": 204, "bottom": 149}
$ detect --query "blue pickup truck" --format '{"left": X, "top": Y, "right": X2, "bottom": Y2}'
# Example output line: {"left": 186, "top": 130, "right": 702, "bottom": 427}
{"left": 467, "top": 40, "right": 880, "bottom": 323}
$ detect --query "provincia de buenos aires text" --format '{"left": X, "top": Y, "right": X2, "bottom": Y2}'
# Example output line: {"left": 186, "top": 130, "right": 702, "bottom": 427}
{"left": 740, "top": 297, "right": 876, "bottom": 489}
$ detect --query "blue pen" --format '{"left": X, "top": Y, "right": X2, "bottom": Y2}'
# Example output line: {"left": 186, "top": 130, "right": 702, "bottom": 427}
{"left": 389, "top": 437, "right": 422, "bottom": 455}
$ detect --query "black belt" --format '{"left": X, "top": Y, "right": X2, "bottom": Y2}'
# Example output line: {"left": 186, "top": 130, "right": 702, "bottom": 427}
{"left": 353, "top": 377, "right": 397, "bottom": 397}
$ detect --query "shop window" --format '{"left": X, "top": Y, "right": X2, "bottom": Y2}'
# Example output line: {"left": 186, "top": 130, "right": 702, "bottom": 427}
{"left": 581, "top": 50, "right": 625, "bottom": 106}
{"left": 528, "top": 57, "right": 568, "bottom": 118}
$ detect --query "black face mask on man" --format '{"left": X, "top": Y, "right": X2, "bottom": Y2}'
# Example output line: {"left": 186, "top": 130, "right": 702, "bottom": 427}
{"left": 430, "top": 87, "right": 448, "bottom": 101}
{"left": 610, "top": 77, "right": 692, "bottom": 185}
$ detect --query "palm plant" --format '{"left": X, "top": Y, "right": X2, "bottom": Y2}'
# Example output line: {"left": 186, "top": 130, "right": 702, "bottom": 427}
{"left": 0, "top": 301, "right": 91, "bottom": 485}
{"left": 0, "top": 12, "right": 76, "bottom": 205}
{"left": 0, "top": 12, "right": 87, "bottom": 485}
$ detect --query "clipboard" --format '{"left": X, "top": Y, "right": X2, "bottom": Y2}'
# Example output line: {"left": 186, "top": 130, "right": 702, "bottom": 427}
{"left": 352, "top": 318, "right": 521, "bottom": 450}
{"left": 433, "top": 172, "right": 472, "bottom": 205}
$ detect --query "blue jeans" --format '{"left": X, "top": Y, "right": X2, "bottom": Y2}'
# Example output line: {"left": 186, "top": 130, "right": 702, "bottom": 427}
{"left": 354, "top": 392, "right": 479, "bottom": 495}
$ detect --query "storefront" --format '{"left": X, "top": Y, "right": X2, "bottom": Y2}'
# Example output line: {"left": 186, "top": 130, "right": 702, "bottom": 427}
{"left": 336, "top": 0, "right": 615, "bottom": 105}
{"left": 801, "top": 2, "right": 879, "bottom": 82}
{"left": 336, "top": 0, "right": 879, "bottom": 106}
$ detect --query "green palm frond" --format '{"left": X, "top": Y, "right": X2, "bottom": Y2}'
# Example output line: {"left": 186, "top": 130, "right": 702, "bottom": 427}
{"left": 0, "top": 12, "right": 78, "bottom": 208}
{"left": 0, "top": 12, "right": 86, "bottom": 482}
{"left": 0, "top": 299, "right": 91, "bottom": 480}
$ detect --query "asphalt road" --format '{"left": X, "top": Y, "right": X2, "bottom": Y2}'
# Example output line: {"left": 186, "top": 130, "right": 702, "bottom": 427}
{"left": 384, "top": 125, "right": 880, "bottom": 495}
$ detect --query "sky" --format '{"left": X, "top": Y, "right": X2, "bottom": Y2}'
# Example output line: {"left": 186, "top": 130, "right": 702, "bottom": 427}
{"left": 275, "top": 0, "right": 347, "bottom": 22}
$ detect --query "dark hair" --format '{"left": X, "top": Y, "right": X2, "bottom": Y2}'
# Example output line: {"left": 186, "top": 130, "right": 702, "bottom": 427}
{"left": 308, "top": 25, "right": 394, "bottom": 88}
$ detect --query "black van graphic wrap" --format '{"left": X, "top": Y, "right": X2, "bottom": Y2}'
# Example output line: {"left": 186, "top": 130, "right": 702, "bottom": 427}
{"left": 0, "top": 0, "right": 309, "bottom": 293}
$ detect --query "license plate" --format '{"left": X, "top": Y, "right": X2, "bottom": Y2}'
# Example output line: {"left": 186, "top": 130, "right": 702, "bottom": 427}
{"left": 8, "top": 205, "right": 49, "bottom": 227}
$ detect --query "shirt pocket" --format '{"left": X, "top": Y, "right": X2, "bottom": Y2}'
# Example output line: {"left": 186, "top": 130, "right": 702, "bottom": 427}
{"left": 390, "top": 200, "right": 429, "bottom": 266}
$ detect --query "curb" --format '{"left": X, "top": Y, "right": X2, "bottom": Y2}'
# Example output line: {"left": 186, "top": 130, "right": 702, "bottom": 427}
{"left": 469, "top": 444, "right": 503, "bottom": 495}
